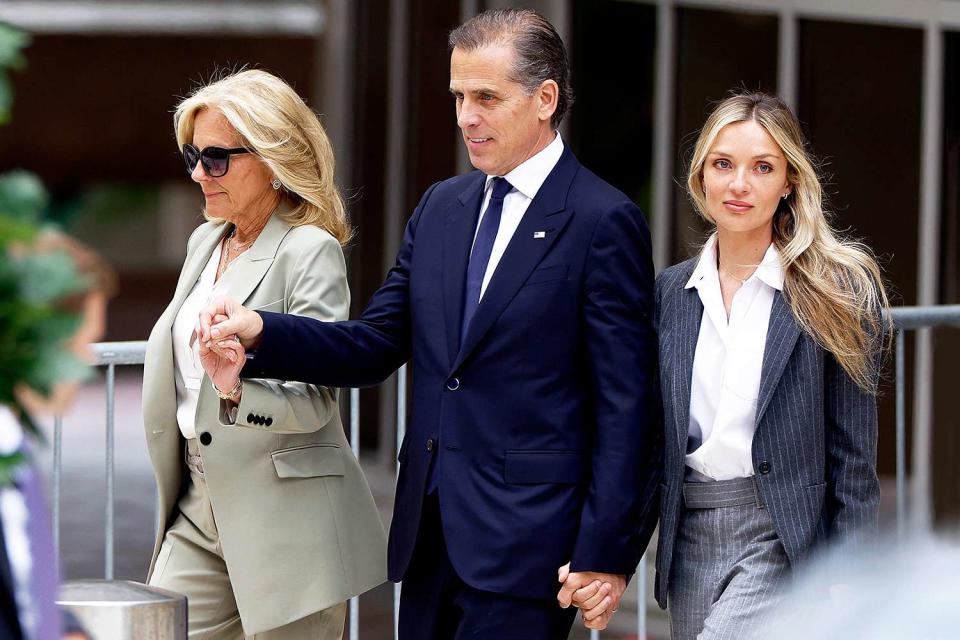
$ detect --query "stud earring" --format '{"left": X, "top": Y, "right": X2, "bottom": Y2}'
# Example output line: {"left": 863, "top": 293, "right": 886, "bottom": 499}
{"left": 272, "top": 178, "right": 282, "bottom": 190}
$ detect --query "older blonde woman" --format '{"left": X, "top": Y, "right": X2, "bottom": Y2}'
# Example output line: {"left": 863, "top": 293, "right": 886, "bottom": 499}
{"left": 141, "top": 69, "right": 386, "bottom": 639}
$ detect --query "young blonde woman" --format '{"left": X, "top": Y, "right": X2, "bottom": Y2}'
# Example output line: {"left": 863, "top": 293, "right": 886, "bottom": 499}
{"left": 648, "top": 92, "right": 888, "bottom": 639}
{"left": 141, "top": 70, "right": 386, "bottom": 639}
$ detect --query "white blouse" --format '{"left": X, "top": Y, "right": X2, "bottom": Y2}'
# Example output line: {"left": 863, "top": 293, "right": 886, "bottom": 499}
{"left": 684, "top": 236, "right": 783, "bottom": 481}
{"left": 172, "top": 240, "right": 228, "bottom": 440}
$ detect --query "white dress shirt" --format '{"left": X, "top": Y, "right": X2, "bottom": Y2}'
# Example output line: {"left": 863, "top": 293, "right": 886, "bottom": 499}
{"left": 473, "top": 132, "right": 564, "bottom": 299}
{"left": 172, "top": 241, "right": 228, "bottom": 440}
{"left": 684, "top": 236, "right": 783, "bottom": 481}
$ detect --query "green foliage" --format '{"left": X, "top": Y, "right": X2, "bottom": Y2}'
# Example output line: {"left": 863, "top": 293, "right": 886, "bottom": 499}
{"left": 0, "top": 24, "right": 93, "bottom": 482}
{"left": 0, "top": 23, "right": 28, "bottom": 125}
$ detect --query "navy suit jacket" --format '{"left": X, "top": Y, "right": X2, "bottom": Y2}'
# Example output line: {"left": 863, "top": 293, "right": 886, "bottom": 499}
{"left": 243, "top": 146, "right": 661, "bottom": 600}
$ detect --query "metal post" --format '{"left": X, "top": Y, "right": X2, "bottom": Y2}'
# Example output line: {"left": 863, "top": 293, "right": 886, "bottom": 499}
{"left": 912, "top": 21, "right": 944, "bottom": 530}
{"left": 350, "top": 387, "right": 360, "bottom": 640}
{"left": 381, "top": 0, "right": 410, "bottom": 468}
{"left": 105, "top": 363, "right": 116, "bottom": 579}
{"left": 637, "top": 553, "right": 647, "bottom": 639}
{"left": 53, "top": 414, "right": 63, "bottom": 558}
{"left": 777, "top": 8, "right": 798, "bottom": 109}
{"left": 394, "top": 364, "right": 408, "bottom": 640}
{"left": 651, "top": 0, "right": 677, "bottom": 271}
{"left": 895, "top": 329, "right": 906, "bottom": 537}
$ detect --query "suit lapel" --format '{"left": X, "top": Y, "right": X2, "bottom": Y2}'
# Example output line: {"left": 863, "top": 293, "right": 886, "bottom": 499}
{"left": 219, "top": 212, "right": 289, "bottom": 306}
{"left": 171, "top": 223, "right": 231, "bottom": 317}
{"left": 672, "top": 264, "right": 704, "bottom": 454}
{"left": 442, "top": 173, "right": 486, "bottom": 367}
{"left": 755, "top": 290, "right": 801, "bottom": 426}
{"left": 451, "top": 148, "right": 578, "bottom": 372}
{"left": 142, "top": 222, "right": 228, "bottom": 436}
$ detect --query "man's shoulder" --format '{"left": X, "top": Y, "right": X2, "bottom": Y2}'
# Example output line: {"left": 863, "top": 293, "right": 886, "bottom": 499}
{"left": 421, "top": 171, "right": 485, "bottom": 206}
{"left": 566, "top": 163, "right": 642, "bottom": 218}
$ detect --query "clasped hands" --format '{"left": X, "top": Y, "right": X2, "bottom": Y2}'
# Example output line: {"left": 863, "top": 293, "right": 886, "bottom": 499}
{"left": 556, "top": 563, "right": 626, "bottom": 630}
{"left": 194, "top": 297, "right": 263, "bottom": 396}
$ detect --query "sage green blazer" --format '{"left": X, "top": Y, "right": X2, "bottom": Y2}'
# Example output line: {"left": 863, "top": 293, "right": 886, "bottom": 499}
{"left": 141, "top": 212, "right": 387, "bottom": 635}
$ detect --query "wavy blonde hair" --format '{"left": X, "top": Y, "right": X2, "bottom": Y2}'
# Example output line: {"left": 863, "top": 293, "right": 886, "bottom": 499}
{"left": 687, "top": 92, "right": 889, "bottom": 392}
{"left": 174, "top": 69, "right": 351, "bottom": 245}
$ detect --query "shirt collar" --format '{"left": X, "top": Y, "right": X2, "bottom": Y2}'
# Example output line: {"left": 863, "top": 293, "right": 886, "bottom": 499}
{"left": 755, "top": 242, "right": 784, "bottom": 291}
{"left": 685, "top": 235, "right": 719, "bottom": 290}
{"left": 484, "top": 132, "right": 564, "bottom": 200}
{"left": 684, "top": 235, "right": 784, "bottom": 291}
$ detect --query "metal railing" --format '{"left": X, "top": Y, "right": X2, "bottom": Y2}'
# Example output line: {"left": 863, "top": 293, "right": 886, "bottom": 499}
{"left": 49, "top": 304, "right": 960, "bottom": 639}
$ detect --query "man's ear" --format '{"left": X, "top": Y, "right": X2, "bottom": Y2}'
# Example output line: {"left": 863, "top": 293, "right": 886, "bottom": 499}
{"left": 537, "top": 80, "right": 559, "bottom": 123}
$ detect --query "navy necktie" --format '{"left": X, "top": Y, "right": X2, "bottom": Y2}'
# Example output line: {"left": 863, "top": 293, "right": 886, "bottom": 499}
{"left": 461, "top": 177, "right": 512, "bottom": 344}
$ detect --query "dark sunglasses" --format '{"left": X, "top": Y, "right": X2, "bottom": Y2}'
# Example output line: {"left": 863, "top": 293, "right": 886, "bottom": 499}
{"left": 182, "top": 144, "right": 255, "bottom": 178}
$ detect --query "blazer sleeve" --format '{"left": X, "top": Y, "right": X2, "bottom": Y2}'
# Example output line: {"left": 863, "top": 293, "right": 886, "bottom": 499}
{"left": 241, "top": 182, "right": 439, "bottom": 388}
{"left": 569, "top": 201, "right": 663, "bottom": 576}
{"left": 222, "top": 232, "right": 347, "bottom": 434}
{"left": 823, "top": 329, "right": 882, "bottom": 543}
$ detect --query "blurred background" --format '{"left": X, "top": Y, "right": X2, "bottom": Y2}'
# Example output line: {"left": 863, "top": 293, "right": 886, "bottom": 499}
{"left": 0, "top": 0, "right": 957, "bottom": 637}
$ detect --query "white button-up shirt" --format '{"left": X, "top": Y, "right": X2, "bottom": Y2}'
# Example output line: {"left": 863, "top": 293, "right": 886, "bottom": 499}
{"left": 172, "top": 242, "right": 229, "bottom": 440}
{"left": 474, "top": 132, "right": 563, "bottom": 300}
{"left": 684, "top": 236, "right": 783, "bottom": 481}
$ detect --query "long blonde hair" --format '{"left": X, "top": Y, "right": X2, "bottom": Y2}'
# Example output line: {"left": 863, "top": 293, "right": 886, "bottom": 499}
{"left": 174, "top": 69, "right": 351, "bottom": 245}
{"left": 687, "top": 92, "right": 889, "bottom": 392}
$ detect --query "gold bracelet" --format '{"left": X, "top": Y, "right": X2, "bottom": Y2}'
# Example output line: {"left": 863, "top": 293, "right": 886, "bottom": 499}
{"left": 212, "top": 378, "right": 242, "bottom": 401}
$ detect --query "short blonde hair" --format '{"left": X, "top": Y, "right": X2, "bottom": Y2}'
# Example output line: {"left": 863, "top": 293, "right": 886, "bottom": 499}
{"left": 174, "top": 69, "right": 351, "bottom": 245}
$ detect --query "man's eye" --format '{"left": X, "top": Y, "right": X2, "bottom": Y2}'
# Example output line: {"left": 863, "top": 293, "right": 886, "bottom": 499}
{"left": 480, "top": 93, "right": 494, "bottom": 101}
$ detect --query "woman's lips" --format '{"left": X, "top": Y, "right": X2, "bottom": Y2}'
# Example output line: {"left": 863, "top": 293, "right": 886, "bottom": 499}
{"left": 723, "top": 200, "right": 752, "bottom": 213}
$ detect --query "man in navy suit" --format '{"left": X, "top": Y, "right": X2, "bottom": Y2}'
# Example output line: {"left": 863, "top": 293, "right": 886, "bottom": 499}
{"left": 200, "top": 8, "right": 660, "bottom": 638}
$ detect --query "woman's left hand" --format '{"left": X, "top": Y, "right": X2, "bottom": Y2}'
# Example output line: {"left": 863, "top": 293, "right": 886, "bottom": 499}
{"left": 198, "top": 314, "right": 246, "bottom": 398}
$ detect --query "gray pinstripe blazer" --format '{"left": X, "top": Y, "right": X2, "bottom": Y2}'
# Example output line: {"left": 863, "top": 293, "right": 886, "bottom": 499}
{"left": 653, "top": 257, "right": 880, "bottom": 609}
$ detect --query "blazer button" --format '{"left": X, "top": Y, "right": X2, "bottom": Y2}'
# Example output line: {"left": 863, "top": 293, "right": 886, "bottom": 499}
{"left": 758, "top": 461, "right": 771, "bottom": 474}
{"left": 426, "top": 438, "right": 435, "bottom": 452}
{"left": 247, "top": 413, "right": 255, "bottom": 423}
{"left": 199, "top": 432, "right": 212, "bottom": 446}
{"left": 446, "top": 378, "right": 460, "bottom": 391}
{"left": 265, "top": 417, "right": 273, "bottom": 427}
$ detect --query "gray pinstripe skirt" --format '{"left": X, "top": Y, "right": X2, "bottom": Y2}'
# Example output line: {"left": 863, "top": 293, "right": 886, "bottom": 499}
{"left": 668, "top": 477, "right": 791, "bottom": 640}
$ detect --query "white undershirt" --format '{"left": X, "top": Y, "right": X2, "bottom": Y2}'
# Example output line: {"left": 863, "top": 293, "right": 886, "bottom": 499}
{"left": 474, "top": 132, "right": 564, "bottom": 299}
{"left": 172, "top": 241, "right": 228, "bottom": 440}
{"left": 684, "top": 236, "right": 783, "bottom": 481}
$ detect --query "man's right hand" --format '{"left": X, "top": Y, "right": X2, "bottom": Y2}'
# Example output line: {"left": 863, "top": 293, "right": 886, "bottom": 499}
{"left": 198, "top": 296, "right": 264, "bottom": 349}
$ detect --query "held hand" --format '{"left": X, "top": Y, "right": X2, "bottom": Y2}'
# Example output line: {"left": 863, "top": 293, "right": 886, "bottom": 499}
{"left": 198, "top": 314, "right": 246, "bottom": 397}
{"left": 198, "top": 296, "right": 264, "bottom": 348}
{"left": 557, "top": 563, "right": 626, "bottom": 631}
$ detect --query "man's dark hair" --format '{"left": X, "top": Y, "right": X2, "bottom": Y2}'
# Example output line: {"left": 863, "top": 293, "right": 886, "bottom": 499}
{"left": 449, "top": 9, "right": 574, "bottom": 129}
